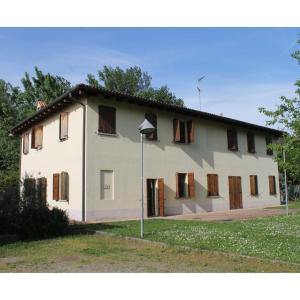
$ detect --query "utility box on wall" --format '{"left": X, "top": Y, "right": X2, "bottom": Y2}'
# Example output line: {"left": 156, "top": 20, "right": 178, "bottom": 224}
{"left": 100, "top": 170, "right": 114, "bottom": 200}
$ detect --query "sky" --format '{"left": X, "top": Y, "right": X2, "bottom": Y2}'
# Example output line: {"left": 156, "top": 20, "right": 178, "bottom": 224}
{"left": 0, "top": 28, "right": 299, "bottom": 127}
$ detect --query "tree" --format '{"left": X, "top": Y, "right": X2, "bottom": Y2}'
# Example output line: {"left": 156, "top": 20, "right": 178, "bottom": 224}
{"left": 259, "top": 37, "right": 300, "bottom": 181}
{"left": 86, "top": 65, "right": 184, "bottom": 106}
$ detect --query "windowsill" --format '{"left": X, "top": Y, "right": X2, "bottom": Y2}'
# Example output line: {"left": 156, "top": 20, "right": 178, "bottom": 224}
{"left": 59, "top": 137, "right": 68, "bottom": 142}
{"left": 248, "top": 151, "right": 256, "bottom": 154}
{"left": 207, "top": 194, "right": 220, "bottom": 197}
{"left": 56, "top": 200, "right": 69, "bottom": 203}
{"left": 173, "top": 141, "right": 191, "bottom": 145}
{"left": 97, "top": 131, "right": 118, "bottom": 137}
{"left": 228, "top": 148, "right": 238, "bottom": 152}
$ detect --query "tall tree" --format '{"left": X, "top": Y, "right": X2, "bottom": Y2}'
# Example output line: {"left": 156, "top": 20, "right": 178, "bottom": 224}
{"left": 259, "top": 37, "right": 300, "bottom": 181}
{"left": 87, "top": 65, "right": 184, "bottom": 106}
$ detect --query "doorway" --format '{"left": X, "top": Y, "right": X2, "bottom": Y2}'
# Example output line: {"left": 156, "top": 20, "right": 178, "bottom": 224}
{"left": 228, "top": 176, "right": 243, "bottom": 209}
{"left": 147, "top": 179, "right": 157, "bottom": 217}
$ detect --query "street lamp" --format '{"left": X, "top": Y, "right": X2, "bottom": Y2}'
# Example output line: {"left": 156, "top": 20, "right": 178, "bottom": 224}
{"left": 138, "top": 119, "right": 155, "bottom": 238}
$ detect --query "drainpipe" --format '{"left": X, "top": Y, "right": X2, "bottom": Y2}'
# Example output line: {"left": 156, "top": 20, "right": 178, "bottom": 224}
{"left": 72, "top": 92, "right": 87, "bottom": 222}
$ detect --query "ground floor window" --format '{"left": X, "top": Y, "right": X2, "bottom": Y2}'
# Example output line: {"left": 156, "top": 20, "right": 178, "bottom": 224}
{"left": 176, "top": 172, "right": 195, "bottom": 198}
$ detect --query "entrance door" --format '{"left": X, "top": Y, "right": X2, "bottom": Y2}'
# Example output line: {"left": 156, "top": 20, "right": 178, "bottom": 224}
{"left": 147, "top": 179, "right": 156, "bottom": 217}
{"left": 228, "top": 176, "right": 243, "bottom": 209}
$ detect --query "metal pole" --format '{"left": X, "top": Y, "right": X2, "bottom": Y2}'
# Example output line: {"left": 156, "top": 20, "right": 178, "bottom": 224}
{"left": 140, "top": 133, "right": 144, "bottom": 238}
{"left": 283, "top": 149, "right": 288, "bottom": 215}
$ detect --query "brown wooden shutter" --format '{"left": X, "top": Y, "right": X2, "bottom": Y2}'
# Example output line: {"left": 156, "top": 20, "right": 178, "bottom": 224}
{"left": 37, "top": 177, "right": 47, "bottom": 204}
{"left": 175, "top": 173, "right": 180, "bottom": 197}
{"left": 31, "top": 128, "right": 36, "bottom": 148}
{"left": 145, "top": 113, "right": 157, "bottom": 140}
{"left": 207, "top": 174, "right": 212, "bottom": 196}
{"left": 158, "top": 178, "right": 164, "bottom": 217}
{"left": 213, "top": 174, "right": 219, "bottom": 196}
{"left": 227, "top": 128, "right": 238, "bottom": 151}
{"left": 35, "top": 126, "right": 43, "bottom": 148}
{"left": 53, "top": 173, "right": 60, "bottom": 201}
{"left": 99, "top": 105, "right": 116, "bottom": 134}
{"left": 60, "top": 112, "right": 69, "bottom": 140}
{"left": 269, "top": 176, "right": 276, "bottom": 195}
{"left": 187, "top": 121, "right": 194, "bottom": 144}
{"left": 61, "top": 172, "right": 69, "bottom": 201}
{"left": 207, "top": 174, "right": 218, "bottom": 196}
{"left": 188, "top": 172, "right": 195, "bottom": 197}
{"left": 23, "top": 132, "right": 29, "bottom": 154}
{"left": 247, "top": 132, "right": 255, "bottom": 153}
{"left": 266, "top": 136, "right": 273, "bottom": 155}
{"left": 250, "top": 175, "right": 258, "bottom": 195}
{"left": 173, "top": 119, "right": 181, "bottom": 142}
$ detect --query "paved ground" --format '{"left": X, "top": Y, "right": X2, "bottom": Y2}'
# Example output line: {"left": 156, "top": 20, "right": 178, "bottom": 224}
{"left": 163, "top": 207, "right": 290, "bottom": 222}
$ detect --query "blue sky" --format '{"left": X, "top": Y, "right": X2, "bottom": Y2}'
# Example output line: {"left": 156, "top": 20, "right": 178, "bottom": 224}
{"left": 0, "top": 28, "right": 299, "bottom": 127}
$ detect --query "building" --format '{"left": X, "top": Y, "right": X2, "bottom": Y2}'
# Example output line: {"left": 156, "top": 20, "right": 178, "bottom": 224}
{"left": 10, "top": 84, "right": 282, "bottom": 221}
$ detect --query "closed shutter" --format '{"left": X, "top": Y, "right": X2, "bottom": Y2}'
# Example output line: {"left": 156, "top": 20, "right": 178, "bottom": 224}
{"left": 31, "top": 128, "right": 36, "bottom": 148}
{"left": 227, "top": 128, "right": 238, "bottom": 151}
{"left": 99, "top": 105, "right": 116, "bottom": 134}
{"left": 53, "top": 173, "right": 60, "bottom": 201}
{"left": 60, "top": 112, "right": 69, "bottom": 140}
{"left": 269, "top": 176, "right": 276, "bottom": 195}
{"left": 173, "top": 119, "right": 181, "bottom": 142}
{"left": 188, "top": 172, "right": 195, "bottom": 197}
{"left": 61, "top": 172, "right": 69, "bottom": 201}
{"left": 145, "top": 113, "right": 157, "bottom": 140}
{"left": 175, "top": 173, "right": 180, "bottom": 198}
{"left": 247, "top": 133, "right": 255, "bottom": 153}
{"left": 213, "top": 174, "right": 219, "bottom": 196}
{"left": 207, "top": 174, "right": 218, "bottom": 196}
{"left": 35, "top": 126, "right": 43, "bottom": 148}
{"left": 266, "top": 136, "right": 273, "bottom": 155}
{"left": 23, "top": 132, "right": 29, "bottom": 154}
{"left": 37, "top": 177, "right": 47, "bottom": 204}
{"left": 157, "top": 178, "right": 164, "bottom": 217}
{"left": 250, "top": 175, "right": 258, "bottom": 195}
{"left": 187, "top": 121, "right": 194, "bottom": 144}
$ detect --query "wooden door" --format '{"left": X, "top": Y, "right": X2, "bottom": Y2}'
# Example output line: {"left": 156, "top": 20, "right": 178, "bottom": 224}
{"left": 228, "top": 176, "right": 243, "bottom": 209}
{"left": 158, "top": 178, "right": 164, "bottom": 217}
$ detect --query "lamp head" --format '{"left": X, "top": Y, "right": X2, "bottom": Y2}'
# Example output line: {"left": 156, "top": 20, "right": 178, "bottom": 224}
{"left": 138, "top": 119, "right": 155, "bottom": 134}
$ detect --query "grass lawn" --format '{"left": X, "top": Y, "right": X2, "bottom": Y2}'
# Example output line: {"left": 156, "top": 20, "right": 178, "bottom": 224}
{"left": 85, "top": 213, "right": 300, "bottom": 265}
{"left": 0, "top": 234, "right": 298, "bottom": 272}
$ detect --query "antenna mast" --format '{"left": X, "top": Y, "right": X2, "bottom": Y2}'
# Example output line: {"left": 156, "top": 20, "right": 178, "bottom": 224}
{"left": 197, "top": 76, "right": 205, "bottom": 110}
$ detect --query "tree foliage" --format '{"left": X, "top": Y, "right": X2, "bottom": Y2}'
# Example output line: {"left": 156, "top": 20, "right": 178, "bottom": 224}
{"left": 87, "top": 65, "right": 184, "bottom": 106}
{"left": 259, "top": 37, "right": 300, "bottom": 181}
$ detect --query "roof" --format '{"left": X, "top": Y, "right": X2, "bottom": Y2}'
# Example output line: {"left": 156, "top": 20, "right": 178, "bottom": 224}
{"left": 10, "top": 83, "right": 283, "bottom": 136}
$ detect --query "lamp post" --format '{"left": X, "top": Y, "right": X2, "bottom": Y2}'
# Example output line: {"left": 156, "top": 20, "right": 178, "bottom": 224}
{"left": 138, "top": 119, "right": 155, "bottom": 239}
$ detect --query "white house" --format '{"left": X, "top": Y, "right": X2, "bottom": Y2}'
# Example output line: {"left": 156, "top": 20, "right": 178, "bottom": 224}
{"left": 10, "top": 84, "right": 281, "bottom": 221}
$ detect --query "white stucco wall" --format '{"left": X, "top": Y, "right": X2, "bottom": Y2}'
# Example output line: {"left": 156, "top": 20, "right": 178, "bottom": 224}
{"left": 20, "top": 103, "right": 84, "bottom": 220}
{"left": 85, "top": 96, "right": 280, "bottom": 221}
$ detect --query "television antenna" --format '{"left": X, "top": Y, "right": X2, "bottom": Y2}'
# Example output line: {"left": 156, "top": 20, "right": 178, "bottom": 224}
{"left": 197, "top": 76, "right": 205, "bottom": 110}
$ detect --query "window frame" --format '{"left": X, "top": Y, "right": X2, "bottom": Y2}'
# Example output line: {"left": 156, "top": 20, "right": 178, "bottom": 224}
{"left": 269, "top": 176, "right": 276, "bottom": 195}
{"left": 98, "top": 105, "right": 116, "bottom": 135}
{"left": 247, "top": 132, "right": 256, "bottom": 153}
{"left": 250, "top": 175, "right": 258, "bottom": 196}
{"left": 59, "top": 112, "right": 69, "bottom": 141}
{"left": 173, "top": 119, "right": 194, "bottom": 144}
{"left": 207, "top": 174, "right": 219, "bottom": 196}
{"left": 145, "top": 113, "right": 158, "bottom": 141}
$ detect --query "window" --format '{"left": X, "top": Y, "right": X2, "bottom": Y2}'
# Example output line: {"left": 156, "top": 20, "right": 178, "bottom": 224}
{"left": 173, "top": 119, "right": 194, "bottom": 144}
{"left": 175, "top": 172, "right": 195, "bottom": 198}
{"left": 207, "top": 174, "right": 219, "bottom": 196}
{"left": 266, "top": 136, "right": 273, "bottom": 155}
{"left": 23, "top": 132, "right": 29, "bottom": 154}
{"left": 100, "top": 170, "right": 114, "bottom": 200}
{"left": 53, "top": 172, "right": 69, "bottom": 201}
{"left": 59, "top": 112, "right": 69, "bottom": 140}
{"left": 269, "top": 176, "right": 276, "bottom": 195}
{"left": 227, "top": 128, "right": 238, "bottom": 151}
{"left": 247, "top": 132, "right": 255, "bottom": 153}
{"left": 250, "top": 175, "right": 258, "bottom": 195}
{"left": 98, "top": 105, "right": 116, "bottom": 134}
{"left": 31, "top": 126, "right": 43, "bottom": 149}
{"left": 145, "top": 113, "right": 157, "bottom": 140}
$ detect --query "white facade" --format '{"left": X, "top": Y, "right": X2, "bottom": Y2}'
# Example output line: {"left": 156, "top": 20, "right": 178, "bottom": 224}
{"left": 19, "top": 94, "right": 280, "bottom": 222}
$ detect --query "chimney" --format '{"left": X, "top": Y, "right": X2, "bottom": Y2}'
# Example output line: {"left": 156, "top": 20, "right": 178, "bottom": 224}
{"left": 36, "top": 100, "right": 47, "bottom": 110}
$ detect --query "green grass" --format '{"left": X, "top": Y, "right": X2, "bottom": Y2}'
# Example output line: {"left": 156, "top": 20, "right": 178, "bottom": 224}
{"left": 85, "top": 213, "right": 300, "bottom": 264}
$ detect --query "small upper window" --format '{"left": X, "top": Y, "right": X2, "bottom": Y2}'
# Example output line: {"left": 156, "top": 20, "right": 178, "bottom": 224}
{"left": 266, "top": 136, "right": 273, "bottom": 155}
{"left": 227, "top": 128, "right": 238, "bottom": 151}
{"left": 145, "top": 113, "right": 157, "bottom": 140}
{"left": 98, "top": 105, "right": 116, "bottom": 134}
{"left": 23, "top": 132, "right": 29, "bottom": 154}
{"left": 247, "top": 132, "right": 255, "bottom": 153}
{"left": 31, "top": 126, "right": 43, "bottom": 149}
{"left": 59, "top": 112, "right": 69, "bottom": 141}
{"left": 173, "top": 119, "right": 194, "bottom": 144}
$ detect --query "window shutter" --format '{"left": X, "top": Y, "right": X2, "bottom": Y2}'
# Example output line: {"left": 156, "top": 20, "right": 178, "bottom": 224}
{"left": 247, "top": 133, "right": 255, "bottom": 153}
{"left": 37, "top": 177, "right": 47, "bottom": 204}
{"left": 266, "top": 136, "right": 273, "bottom": 155}
{"left": 250, "top": 175, "right": 258, "bottom": 195}
{"left": 213, "top": 174, "right": 219, "bottom": 196}
{"left": 188, "top": 172, "right": 195, "bottom": 197}
{"left": 35, "top": 126, "right": 43, "bottom": 148}
{"left": 207, "top": 174, "right": 212, "bottom": 196}
{"left": 269, "top": 176, "right": 276, "bottom": 195}
{"left": 53, "top": 173, "right": 60, "bottom": 201}
{"left": 187, "top": 121, "right": 194, "bottom": 144}
{"left": 227, "top": 128, "right": 238, "bottom": 151}
{"left": 31, "top": 128, "right": 36, "bottom": 148}
{"left": 173, "top": 119, "right": 181, "bottom": 142}
{"left": 23, "top": 132, "right": 29, "bottom": 154}
{"left": 207, "top": 174, "right": 218, "bottom": 196}
{"left": 175, "top": 173, "right": 180, "bottom": 198}
{"left": 61, "top": 172, "right": 69, "bottom": 201}
{"left": 60, "top": 112, "right": 69, "bottom": 140}
{"left": 157, "top": 178, "right": 164, "bottom": 217}
{"left": 145, "top": 113, "right": 157, "bottom": 140}
{"left": 99, "top": 105, "right": 116, "bottom": 134}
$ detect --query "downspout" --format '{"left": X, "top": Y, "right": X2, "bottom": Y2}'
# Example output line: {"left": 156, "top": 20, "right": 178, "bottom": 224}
{"left": 72, "top": 92, "right": 87, "bottom": 222}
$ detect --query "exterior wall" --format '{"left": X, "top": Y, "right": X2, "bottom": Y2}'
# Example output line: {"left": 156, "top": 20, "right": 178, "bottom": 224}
{"left": 20, "top": 103, "right": 84, "bottom": 220}
{"left": 85, "top": 96, "right": 280, "bottom": 221}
